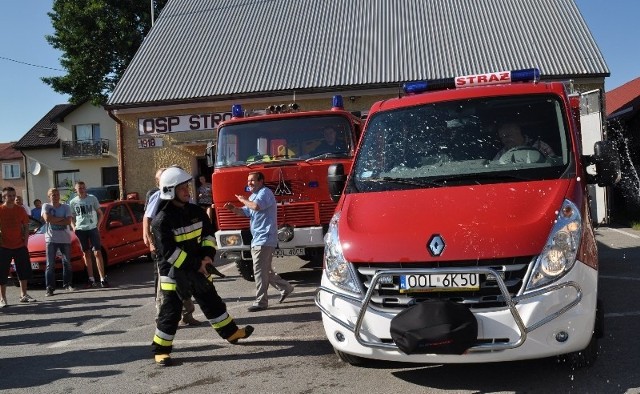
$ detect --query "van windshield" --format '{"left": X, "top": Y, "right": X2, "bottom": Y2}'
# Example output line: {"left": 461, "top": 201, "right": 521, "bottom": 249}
{"left": 215, "top": 115, "right": 355, "bottom": 167}
{"left": 352, "top": 95, "right": 571, "bottom": 191}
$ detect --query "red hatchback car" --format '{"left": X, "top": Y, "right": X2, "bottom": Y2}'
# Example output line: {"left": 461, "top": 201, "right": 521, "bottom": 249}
{"left": 10, "top": 200, "right": 150, "bottom": 285}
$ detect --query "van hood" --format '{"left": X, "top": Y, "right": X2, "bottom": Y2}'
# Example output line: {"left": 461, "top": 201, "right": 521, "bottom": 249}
{"left": 338, "top": 180, "right": 571, "bottom": 263}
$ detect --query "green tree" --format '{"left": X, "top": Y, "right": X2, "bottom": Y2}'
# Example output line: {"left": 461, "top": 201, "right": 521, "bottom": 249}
{"left": 43, "top": 0, "right": 168, "bottom": 105}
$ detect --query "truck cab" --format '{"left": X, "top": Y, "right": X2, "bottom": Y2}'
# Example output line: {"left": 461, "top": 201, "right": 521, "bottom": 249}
{"left": 317, "top": 69, "right": 620, "bottom": 367}
{"left": 211, "top": 97, "right": 362, "bottom": 280}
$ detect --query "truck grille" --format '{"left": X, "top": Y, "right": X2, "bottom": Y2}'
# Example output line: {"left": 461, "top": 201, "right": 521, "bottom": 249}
{"left": 355, "top": 257, "right": 532, "bottom": 310}
{"left": 217, "top": 200, "right": 337, "bottom": 230}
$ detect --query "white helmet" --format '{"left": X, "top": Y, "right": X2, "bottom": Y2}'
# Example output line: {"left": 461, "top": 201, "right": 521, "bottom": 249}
{"left": 159, "top": 166, "right": 192, "bottom": 200}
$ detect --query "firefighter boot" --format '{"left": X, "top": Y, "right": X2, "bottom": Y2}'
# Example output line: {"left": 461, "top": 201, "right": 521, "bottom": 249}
{"left": 227, "top": 325, "right": 255, "bottom": 344}
{"left": 155, "top": 354, "right": 173, "bottom": 366}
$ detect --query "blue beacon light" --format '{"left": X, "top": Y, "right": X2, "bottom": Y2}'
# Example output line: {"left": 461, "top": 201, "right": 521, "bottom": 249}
{"left": 231, "top": 104, "right": 244, "bottom": 118}
{"left": 403, "top": 68, "right": 541, "bottom": 95}
{"left": 332, "top": 95, "right": 344, "bottom": 110}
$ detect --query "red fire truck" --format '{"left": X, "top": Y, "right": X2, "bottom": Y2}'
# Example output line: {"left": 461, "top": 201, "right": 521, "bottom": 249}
{"left": 209, "top": 96, "right": 362, "bottom": 281}
{"left": 317, "top": 69, "right": 620, "bottom": 367}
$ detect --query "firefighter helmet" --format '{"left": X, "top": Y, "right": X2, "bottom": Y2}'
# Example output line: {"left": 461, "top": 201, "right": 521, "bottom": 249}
{"left": 159, "top": 166, "right": 192, "bottom": 200}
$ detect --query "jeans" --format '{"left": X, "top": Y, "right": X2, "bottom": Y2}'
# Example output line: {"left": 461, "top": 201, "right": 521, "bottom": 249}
{"left": 45, "top": 243, "right": 72, "bottom": 289}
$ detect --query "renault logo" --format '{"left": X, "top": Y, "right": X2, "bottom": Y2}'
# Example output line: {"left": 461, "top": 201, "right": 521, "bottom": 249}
{"left": 427, "top": 234, "right": 445, "bottom": 257}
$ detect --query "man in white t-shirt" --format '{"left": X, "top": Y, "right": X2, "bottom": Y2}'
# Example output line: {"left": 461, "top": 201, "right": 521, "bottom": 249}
{"left": 69, "top": 181, "right": 107, "bottom": 288}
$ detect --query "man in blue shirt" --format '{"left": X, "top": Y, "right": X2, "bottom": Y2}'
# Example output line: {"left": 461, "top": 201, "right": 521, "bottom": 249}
{"left": 225, "top": 171, "right": 294, "bottom": 312}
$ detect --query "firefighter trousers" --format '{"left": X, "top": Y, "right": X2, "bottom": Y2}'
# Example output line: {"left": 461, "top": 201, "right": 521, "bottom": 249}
{"left": 152, "top": 273, "right": 239, "bottom": 355}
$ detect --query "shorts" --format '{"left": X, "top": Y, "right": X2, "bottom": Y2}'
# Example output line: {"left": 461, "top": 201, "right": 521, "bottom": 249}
{"left": 75, "top": 228, "right": 102, "bottom": 252}
{"left": 0, "top": 246, "right": 32, "bottom": 285}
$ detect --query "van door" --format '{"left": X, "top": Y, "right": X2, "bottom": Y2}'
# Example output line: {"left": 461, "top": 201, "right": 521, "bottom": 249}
{"left": 579, "top": 89, "right": 609, "bottom": 224}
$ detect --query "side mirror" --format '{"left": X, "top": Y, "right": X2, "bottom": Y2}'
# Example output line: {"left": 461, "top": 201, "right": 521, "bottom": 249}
{"left": 584, "top": 140, "right": 621, "bottom": 186}
{"left": 328, "top": 163, "right": 346, "bottom": 202}
{"left": 206, "top": 141, "right": 215, "bottom": 167}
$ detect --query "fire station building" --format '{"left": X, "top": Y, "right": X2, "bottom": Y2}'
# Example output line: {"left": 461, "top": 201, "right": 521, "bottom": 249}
{"left": 107, "top": 0, "right": 610, "bottom": 207}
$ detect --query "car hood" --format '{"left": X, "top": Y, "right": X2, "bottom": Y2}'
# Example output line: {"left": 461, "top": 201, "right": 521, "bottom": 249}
{"left": 338, "top": 179, "right": 570, "bottom": 263}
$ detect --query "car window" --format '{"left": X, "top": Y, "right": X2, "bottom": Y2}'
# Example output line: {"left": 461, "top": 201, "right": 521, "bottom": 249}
{"left": 107, "top": 204, "right": 133, "bottom": 227}
{"left": 129, "top": 202, "right": 145, "bottom": 222}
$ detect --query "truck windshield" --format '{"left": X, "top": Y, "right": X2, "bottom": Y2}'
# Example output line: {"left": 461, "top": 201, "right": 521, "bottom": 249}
{"left": 353, "top": 95, "right": 571, "bottom": 191}
{"left": 215, "top": 115, "right": 354, "bottom": 167}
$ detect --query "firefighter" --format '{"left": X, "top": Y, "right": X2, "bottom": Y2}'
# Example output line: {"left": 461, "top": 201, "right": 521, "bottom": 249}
{"left": 151, "top": 166, "right": 254, "bottom": 366}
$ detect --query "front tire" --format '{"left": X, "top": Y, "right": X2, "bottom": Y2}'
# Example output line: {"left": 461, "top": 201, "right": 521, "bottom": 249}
{"left": 236, "top": 260, "right": 255, "bottom": 282}
{"left": 560, "top": 298, "right": 603, "bottom": 369}
{"left": 335, "top": 349, "right": 367, "bottom": 366}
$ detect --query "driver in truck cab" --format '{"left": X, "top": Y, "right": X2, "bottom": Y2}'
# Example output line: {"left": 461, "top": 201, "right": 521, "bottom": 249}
{"left": 493, "top": 122, "right": 555, "bottom": 160}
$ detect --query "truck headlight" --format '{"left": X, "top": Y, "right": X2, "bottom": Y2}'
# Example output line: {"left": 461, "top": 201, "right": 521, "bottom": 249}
{"left": 220, "top": 234, "right": 242, "bottom": 247}
{"left": 526, "top": 199, "right": 582, "bottom": 291}
{"left": 324, "top": 212, "right": 362, "bottom": 294}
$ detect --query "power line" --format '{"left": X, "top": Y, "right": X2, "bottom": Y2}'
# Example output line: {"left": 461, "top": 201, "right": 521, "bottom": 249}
{"left": 0, "top": 56, "right": 64, "bottom": 71}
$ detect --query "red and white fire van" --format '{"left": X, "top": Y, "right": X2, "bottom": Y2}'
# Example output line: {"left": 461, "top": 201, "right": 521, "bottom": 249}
{"left": 317, "top": 69, "right": 620, "bottom": 367}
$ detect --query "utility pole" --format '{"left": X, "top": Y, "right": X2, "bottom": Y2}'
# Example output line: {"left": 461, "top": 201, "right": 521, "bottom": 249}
{"left": 151, "top": 0, "right": 155, "bottom": 26}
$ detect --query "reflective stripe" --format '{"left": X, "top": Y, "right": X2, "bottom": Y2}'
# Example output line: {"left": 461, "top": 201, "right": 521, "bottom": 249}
{"left": 202, "top": 235, "right": 216, "bottom": 248}
{"left": 155, "top": 328, "right": 174, "bottom": 341}
{"left": 153, "top": 335, "right": 173, "bottom": 347}
{"left": 173, "top": 222, "right": 203, "bottom": 243}
{"left": 167, "top": 248, "right": 187, "bottom": 268}
{"left": 209, "top": 311, "right": 232, "bottom": 329}
{"left": 160, "top": 282, "right": 176, "bottom": 291}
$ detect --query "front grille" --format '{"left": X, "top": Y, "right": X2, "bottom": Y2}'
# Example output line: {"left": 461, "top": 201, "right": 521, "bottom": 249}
{"left": 218, "top": 200, "right": 336, "bottom": 230}
{"left": 356, "top": 257, "right": 532, "bottom": 310}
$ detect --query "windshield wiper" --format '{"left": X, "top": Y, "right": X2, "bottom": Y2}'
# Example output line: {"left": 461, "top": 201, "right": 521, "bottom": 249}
{"left": 428, "top": 172, "right": 535, "bottom": 184}
{"left": 305, "top": 152, "right": 348, "bottom": 162}
{"left": 376, "top": 177, "right": 444, "bottom": 187}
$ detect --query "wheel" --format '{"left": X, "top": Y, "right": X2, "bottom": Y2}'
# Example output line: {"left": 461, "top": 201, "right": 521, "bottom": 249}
{"left": 498, "top": 146, "right": 545, "bottom": 164}
{"left": 559, "top": 299, "right": 603, "bottom": 369}
{"left": 334, "top": 349, "right": 367, "bottom": 366}
{"left": 563, "top": 334, "right": 599, "bottom": 369}
{"left": 235, "top": 260, "right": 255, "bottom": 282}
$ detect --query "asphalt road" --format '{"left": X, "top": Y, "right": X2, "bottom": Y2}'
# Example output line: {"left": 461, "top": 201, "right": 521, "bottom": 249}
{"left": 1, "top": 226, "right": 639, "bottom": 394}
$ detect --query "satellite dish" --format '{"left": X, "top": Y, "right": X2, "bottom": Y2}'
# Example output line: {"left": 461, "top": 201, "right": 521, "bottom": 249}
{"left": 30, "top": 161, "right": 41, "bottom": 176}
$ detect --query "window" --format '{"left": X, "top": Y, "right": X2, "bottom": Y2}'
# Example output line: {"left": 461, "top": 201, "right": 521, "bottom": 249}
{"left": 102, "top": 167, "right": 118, "bottom": 186}
{"left": 55, "top": 170, "right": 80, "bottom": 189}
{"left": 107, "top": 203, "right": 133, "bottom": 228}
{"left": 2, "top": 163, "right": 21, "bottom": 179}
{"left": 74, "top": 124, "right": 100, "bottom": 141}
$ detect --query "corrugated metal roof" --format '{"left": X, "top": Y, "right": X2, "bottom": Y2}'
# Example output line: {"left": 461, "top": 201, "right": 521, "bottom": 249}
{"left": 108, "top": 0, "right": 609, "bottom": 108}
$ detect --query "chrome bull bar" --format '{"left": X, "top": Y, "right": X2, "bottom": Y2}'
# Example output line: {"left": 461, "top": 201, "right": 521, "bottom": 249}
{"left": 315, "top": 266, "right": 582, "bottom": 352}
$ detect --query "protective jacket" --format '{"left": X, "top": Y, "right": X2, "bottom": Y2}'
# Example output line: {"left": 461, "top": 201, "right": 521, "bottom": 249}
{"left": 152, "top": 202, "right": 216, "bottom": 281}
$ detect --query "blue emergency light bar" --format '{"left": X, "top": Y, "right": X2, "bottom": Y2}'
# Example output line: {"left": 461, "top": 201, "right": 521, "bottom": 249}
{"left": 332, "top": 95, "right": 344, "bottom": 110}
{"left": 403, "top": 68, "right": 541, "bottom": 94}
{"left": 231, "top": 104, "right": 243, "bottom": 118}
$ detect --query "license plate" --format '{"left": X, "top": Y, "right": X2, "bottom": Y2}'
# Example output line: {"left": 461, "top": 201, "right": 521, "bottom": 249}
{"left": 400, "top": 273, "right": 479, "bottom": 293}
{"left": 31, "top": 262, "right": 40, "bottom": 270}
{"left": 274, "top": 248, "right": 305, "bottom": 257}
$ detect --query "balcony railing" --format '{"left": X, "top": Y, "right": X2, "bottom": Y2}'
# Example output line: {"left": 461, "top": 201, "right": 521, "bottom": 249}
{"left": 61, "top": 139, "right": 110, "bottom": 159}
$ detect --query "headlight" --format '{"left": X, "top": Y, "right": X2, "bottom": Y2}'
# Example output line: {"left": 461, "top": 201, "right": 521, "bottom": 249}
{"left": 220, "top": 234, "right": 242, "bottom": 247}
{"left": 526, "top": 199, "right": 582, "bottom": 291}
{"left": 324, "top": 212, "right": 362, "bottom": 294}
